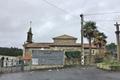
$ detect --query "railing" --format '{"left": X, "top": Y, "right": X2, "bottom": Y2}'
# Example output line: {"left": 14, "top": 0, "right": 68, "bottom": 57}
{"left": 0, "top": 60, "right": 31, "bottom": 73}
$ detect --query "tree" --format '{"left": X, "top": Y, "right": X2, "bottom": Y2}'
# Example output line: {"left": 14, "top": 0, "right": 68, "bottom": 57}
{"left": 0, "top": 47, "right": 23, "bottom": 56}
{"left": 106, "top": 43, "right": 117, "bottom": 56}
{"left": 93, "top": 32, "right": 107, "bottom": 58}
{"left": 83, "top": 21, "right": 97, "bottom": 64}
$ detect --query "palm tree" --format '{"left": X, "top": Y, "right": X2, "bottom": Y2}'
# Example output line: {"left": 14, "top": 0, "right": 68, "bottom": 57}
{"left": 93, "top": 32, "right": 107, "bottom": 58}
{"left": 83, "top": 21, "right": 97, "bottom": 64}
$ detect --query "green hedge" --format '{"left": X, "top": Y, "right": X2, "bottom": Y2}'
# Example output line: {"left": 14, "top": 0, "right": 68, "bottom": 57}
{"left": 110, "top": 65, "right": 120, "bottom": 71}
{"left": 65, "top": 51, "right": 81, "bottom": 59}
{"left": 97, "top": 60, "right": 120, "bottom": 71}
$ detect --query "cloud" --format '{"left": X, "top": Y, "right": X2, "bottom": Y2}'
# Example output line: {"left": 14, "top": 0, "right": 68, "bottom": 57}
{"left": 0, "top": 0, "right": 120, "bottom": 48}
{"left": 34, "top": 21, "right": 55, "bottom": 37}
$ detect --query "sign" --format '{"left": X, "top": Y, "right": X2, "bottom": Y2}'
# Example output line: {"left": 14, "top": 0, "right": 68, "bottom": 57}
{"left": 32, "top": 50, "right": 64, "bottom": 65}
{"left": 32, "top": 58, "right": 38, "bottom": 65}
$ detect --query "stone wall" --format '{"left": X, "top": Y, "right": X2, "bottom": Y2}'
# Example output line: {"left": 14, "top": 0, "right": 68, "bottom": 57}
{"left": 54, "top": 39, "right": 76, "bottom": 44}
{"left": 64, "top": 58, "right": 80, "bottom": 65}
{"left": 50, "top": 46, "right": 81, "bottom": 51}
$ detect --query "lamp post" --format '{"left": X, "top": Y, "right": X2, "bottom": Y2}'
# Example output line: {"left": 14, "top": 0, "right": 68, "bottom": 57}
{"left": 80, "top": 14, "right": 85, "bottom": 65}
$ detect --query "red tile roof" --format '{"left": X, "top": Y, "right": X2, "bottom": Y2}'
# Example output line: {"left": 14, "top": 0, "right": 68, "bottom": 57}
{"left": 24, "top": 43, "right": 53, "bottom": 48}
{"left": 24, "top": 43, "right": 97, "bottom": 49}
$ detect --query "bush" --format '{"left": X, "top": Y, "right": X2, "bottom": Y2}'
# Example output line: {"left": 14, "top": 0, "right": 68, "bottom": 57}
{"left": 110, "top": 65, "right": 120, "bottom": 71}
{"left": 65, "top": 51, "right": 81, "bottom": 59}
{"left": 97, "top": 60, "right": 120, "bottom": 71}
{"left": 95, "top": 57, "right": 103, "bottom": 63}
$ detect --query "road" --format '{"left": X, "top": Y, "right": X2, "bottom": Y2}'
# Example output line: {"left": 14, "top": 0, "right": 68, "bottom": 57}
{"left": 0, "top": 67, "right": 120, "bottom": 80}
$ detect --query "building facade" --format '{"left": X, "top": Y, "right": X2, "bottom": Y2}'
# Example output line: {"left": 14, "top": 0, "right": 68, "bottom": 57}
{"left": 23, "top": 28, "right": 99, "bottom": 66}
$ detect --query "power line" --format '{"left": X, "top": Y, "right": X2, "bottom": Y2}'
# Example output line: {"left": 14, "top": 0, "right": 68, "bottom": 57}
{"left": 41, "top": 0, "right": 116, "bottom": 35}
{"left": 42, "top": 0, "right": 68, "bottom": 13}
{"left": 85, "top": 19, "right": 120, "bottom": 22}
{"left": 42, "top": 0, "right": 120, "bottom": 19}
{"left": 41, "top": 0, "right": 120, "bottom": 22}
{"left": 41, "top": 0, "right": 79, "bottom": 19}
{"left": 84, "top": 20, "right": 115, "bottom": 34}
{"left": 98, "top": 27, "right": 113, "bottom": 33}
{"left": 84, "top": 11, "right": 120, "bottom": 16}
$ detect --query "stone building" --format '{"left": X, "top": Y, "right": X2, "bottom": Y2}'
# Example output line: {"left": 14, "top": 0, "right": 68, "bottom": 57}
{"left": 23, "top": 28, "right": 99, "bottom": 66}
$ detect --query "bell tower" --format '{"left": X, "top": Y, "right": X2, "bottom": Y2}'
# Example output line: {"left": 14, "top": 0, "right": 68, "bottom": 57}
{"left": 26, "top": 21, "right": 33, "bottom": 43}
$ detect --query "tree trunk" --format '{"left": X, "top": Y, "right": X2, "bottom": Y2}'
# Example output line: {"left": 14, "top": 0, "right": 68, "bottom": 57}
{"left": 89, "top": 38, "right": 92, "bottom": 64}
{"left": 98, "top": 44, "right": 102, "bottom": 58}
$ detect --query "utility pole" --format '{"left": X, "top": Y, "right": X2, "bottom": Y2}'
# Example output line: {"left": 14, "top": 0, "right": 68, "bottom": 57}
{"left": 80, "top": 14, "right": 85, "bottom": 65}
{"left": 114, "top": 22, "right": 120, "bottom": 61}
{"left": 30, "top": 21, "right": 32, "bottom": 28}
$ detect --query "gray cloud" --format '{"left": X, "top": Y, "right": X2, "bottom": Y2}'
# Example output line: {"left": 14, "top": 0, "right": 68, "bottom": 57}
{"left": 0, "top": 0, "right": 119, "bottom": 48}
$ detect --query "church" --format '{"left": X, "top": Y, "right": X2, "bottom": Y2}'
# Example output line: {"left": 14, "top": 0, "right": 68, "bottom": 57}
{"left": 23, "top": 27, "right": 98, "bottom": 67}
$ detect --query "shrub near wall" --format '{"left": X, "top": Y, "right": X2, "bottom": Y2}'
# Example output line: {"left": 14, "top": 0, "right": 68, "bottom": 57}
{"left": 97, "top": 60, "right": 120, "bottom": 71}
{"left": 65, "top": 51, "right": 81, "bottom": 65}
{"left": 110, "top": 61, "right": 120, "bottom": 71}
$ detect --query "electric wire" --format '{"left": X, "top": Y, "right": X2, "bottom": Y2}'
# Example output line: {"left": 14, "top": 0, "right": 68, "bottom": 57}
{"left": 41, "top": 0, "right": 79, "bottom": 19}
{"left": 41, "top": 0, "right": 118, "bottom": 35}
{"left": 84, "top": 11, "right": 120, "bottom": 16}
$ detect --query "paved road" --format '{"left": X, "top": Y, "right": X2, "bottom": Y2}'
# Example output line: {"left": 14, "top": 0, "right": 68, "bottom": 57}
{"left": 0, "top": 67, "right": 120, "bottom": 80}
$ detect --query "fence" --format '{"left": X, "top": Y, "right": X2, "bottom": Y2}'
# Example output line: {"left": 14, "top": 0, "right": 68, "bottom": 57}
{"left": 0, "top": 59, "right": 31, "bottom": 73}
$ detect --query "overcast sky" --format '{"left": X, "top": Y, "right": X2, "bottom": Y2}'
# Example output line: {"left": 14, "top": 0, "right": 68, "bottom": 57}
{"left": 0, "top": 0, "right": 120, "bottom": 48}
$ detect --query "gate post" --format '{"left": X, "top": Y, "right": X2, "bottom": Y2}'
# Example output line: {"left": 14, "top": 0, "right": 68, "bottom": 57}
{"left": 21, "top": 60, "right": 24, "bottom": 71}
{"left": 19, "top": 60, "right": 24, "bottom": 71}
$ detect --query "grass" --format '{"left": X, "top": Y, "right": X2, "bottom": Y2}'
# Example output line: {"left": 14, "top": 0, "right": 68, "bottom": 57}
{"left": 97, "top": 60, "right": 120, "bottom": 71}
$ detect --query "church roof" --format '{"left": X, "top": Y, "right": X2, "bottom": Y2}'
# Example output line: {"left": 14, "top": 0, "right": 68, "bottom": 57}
{"left": 23, "top": 43, "right": 53, "bottom": 48}
{"left": 23, "top": 34, "right": 97, "bottom": 49}
{"left": 24, "top": 43, "right": 97, "bottom": 49}
{"left": 53, "top": 34, "right": 77, "bottom": 40}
